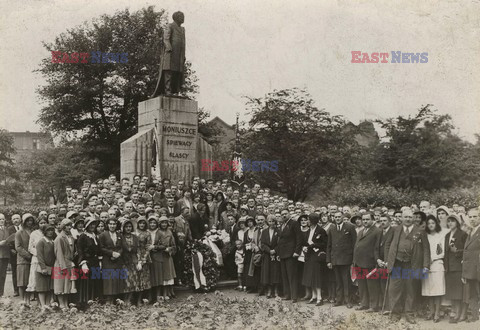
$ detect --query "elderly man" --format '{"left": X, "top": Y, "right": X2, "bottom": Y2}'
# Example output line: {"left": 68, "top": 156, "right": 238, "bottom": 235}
{"left": 386, "top": 209, "right": 430, "bottom": 324}
{"left": 419, "top": 201, "right": 431, "bottom": 214}
{"left": 462, "top": 208, "right": 480, "bottom": 322}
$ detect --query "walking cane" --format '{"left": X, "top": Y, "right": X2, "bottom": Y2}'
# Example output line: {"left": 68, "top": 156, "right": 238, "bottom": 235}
{"left": 381, "top": 268, "right": 390, "bottom": 315}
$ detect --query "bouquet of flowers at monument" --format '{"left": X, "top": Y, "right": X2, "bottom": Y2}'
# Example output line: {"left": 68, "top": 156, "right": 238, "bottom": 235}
{"left": 202, "top": 229, "right": 230, "bottom": 266}
{"left": 183, "top": 239, "right": 220, "bottom": 291}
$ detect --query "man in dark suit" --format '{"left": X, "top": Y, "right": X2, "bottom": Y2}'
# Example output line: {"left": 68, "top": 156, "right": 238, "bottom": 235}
{"left": 277, "top": 210, "right": 302, "bottom": 302}
{"left": 0, "top": 213, "right": 11, "bottom": 297}
{"left": 376, "top": 214, "right": 394, "bottom": 312}
{"left": 353, "top": 212, "right": 382, "bottom": 312}
{"left": 462, "top": 208, "right": 480, "bottom": 322}
{"left": 327, "top": 211, "right": 357, "bottom": 308}
{"left": 141, "top": 184, "right": 163, "bottom": 205}
{"left": 7, "top": 214, "right": 21, "bottom": 296}
{"left": 386, "top": 209, "right": 430, "bottom": 324}
{"left": 246, "top": 198, "right": 257, "bottom": 218}
{"left": 165, "top": 197, "right": 181, "bottom": 218}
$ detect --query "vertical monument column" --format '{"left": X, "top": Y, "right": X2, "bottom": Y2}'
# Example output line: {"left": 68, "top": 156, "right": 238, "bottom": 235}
{"left": 139, "top": 96, "right": 198, "bottom": 183}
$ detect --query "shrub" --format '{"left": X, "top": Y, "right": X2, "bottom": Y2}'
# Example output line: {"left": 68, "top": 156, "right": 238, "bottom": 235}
{"left": 331, "top": 183, "right": 479, "bottom": 209}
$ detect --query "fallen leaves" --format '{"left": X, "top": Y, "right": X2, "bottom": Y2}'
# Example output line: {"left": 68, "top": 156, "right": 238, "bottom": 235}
{"left": 0, "top": 294, "right": 419, "bottom": 330}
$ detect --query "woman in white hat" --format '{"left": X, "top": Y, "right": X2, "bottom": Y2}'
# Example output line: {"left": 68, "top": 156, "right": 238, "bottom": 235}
{"left": 134, "top": 216, "right": 152, "bottom": 304}
{"left": 121, "top": 218, "right": 141, "bottom": 304}
{"left": 157, "top": 216, "right": 177, "bottom": 299}
{"left": 15, "top": 213, "right": 35, "bottom": 304}
{"left": 26, "top": 215, "right": 48, "bottom": 298}
{"left": 53, "top": 218, "right": 76, "bottom": 309}
{"left": 35, "top": 225, "right": 56, "bottom": 309}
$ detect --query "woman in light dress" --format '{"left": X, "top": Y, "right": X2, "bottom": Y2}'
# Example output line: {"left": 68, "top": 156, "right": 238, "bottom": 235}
{"left": 26, "top": 217, "right": 48, "bottom": 295}
{"left": 422, "top": 215, "right": 447, "bottom": 323}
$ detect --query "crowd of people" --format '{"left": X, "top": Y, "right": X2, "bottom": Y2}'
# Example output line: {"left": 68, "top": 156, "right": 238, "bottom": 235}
{"left": 0, "top": 174, "right": 479, "bottom": 325}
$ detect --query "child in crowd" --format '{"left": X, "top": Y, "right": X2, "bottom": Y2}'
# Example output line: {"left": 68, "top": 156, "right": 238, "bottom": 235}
{"left": 234, "top": 239, "right": 245, "bottom": 291}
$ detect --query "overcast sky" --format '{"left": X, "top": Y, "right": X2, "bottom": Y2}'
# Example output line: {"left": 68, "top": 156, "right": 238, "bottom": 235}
{"left": 0, "top": 0, "right": 479, "bottom": 141}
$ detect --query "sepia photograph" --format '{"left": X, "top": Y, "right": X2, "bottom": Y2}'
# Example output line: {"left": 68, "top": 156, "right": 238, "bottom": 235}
{"left": 0, "top": 0, "right": 479, "bottom": 328}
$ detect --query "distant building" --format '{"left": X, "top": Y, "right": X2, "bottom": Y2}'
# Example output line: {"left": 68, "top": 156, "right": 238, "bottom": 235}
{"left": 208, "top": 116, "right": 379, "bottom": 149}
{"left": 208, "top": 116, "right": 236, "bottom": 148}
{"left": 343, "top": 121, "right": 379, "bottom": 147}
{"left": 3, "top": 131, "right": 54, "bottom": 206}
{"left": 9, "top": 131, "right": 53, "bottom": 161}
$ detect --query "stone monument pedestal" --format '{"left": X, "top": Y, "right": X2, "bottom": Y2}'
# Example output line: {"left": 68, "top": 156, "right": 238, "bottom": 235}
{"left": 121, "top": 96, "right": 212, "bottom": 182}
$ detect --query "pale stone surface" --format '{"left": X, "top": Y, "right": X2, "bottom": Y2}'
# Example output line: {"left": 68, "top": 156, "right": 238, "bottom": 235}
{"left": 121, "top": 96, "right": 212, "bottom": 182}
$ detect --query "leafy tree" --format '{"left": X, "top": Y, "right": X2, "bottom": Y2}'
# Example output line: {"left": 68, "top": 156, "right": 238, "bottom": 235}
{"left": 198, "top": 108, "right": 224, "bottom": 146}
{"left": 370, "top": 105, "right": 478, "bottom": 190}
{"left": 36, "top": 6, "right": 198, "bottom": 175}
{"left": 18, "top": 143, "right": 102, "bottom": 204}
{"left": 0, "top": 130, "right": 23, "bottom": 205}
{"left": 242, "top": 88, "right": 358, "bottom": 201}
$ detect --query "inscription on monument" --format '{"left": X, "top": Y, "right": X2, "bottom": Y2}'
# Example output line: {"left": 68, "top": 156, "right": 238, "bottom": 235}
{"left": 160, "top": 122, "right": 196, "bottom": 163}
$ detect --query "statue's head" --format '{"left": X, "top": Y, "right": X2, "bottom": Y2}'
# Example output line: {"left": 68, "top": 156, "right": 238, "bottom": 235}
{"left": 172, "top": 11, "right": 185, "bottom": 25}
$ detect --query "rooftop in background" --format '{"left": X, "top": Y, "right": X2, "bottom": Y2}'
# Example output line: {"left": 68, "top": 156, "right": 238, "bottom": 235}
{"left": 8, "top": 131, "right": 54, "bottom": 159}
{"left": 208, "top": 116, "right": 236, "bottom": 147}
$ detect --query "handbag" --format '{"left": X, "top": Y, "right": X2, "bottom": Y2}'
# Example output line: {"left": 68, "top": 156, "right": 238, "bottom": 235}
{"left": 253, "top": 252, "right": 263, "bottom": 266}
{"left": 36, "top": 265, "right": 52, "bottom": 275}
{"left": 317, "top": 251, "right": 327, "bottom": 262}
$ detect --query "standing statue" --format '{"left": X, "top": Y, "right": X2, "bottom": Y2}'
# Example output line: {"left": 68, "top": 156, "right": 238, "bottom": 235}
{"left": 151, "top": 11, "right": 186, "bottom": 98}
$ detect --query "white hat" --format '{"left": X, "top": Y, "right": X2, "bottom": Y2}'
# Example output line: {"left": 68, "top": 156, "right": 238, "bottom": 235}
{"left": 66, "top": 211, "right": 79, "bottom": 219}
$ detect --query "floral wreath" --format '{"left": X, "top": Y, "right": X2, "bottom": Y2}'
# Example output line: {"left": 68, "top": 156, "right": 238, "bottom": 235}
{"left": 183, "top": 239, "right": 220, "bottom": 291}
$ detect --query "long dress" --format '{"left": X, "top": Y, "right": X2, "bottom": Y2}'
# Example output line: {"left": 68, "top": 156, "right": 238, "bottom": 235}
{"left": 150, "top": 229, "right": 177, "bottom": 286}
{"left": 422, "top": 230, "right": 446, "bottom": 296}
{"left": 54, "top": 231, "right": 75, "bottom": 294}
{"left": 15, "top": 229, "right": 32, "bottom": 288}
{"left": 136, "top": 230, "right": 152, "bottom": 291}
{"left": 243, "top": 227, "right": 261, "bottom": 289}
{"left": 159, "top": 229, "right": 177, "bottom": 285}
{"left": 297, "top": 227, "right": 310, "bottom": 292}
{"left": 122, "top": 234, "right": 141, "bottom": 293}
{"left": 35, "top": 237, "right": 55, "bottom": 292}
{"left": 76, "top": 232, "right": 102, "bottom": 303}
{"left": 302, "top": 225, "right": 328, "bottom": 289}
{"left": 98, "top": 231, "right": 124, "bottom": 296}
{"left": 26, "top": 229, "right": 43, "bottom": 292}
{"left": 150, "top": 229, "right": 163, "bottom": 287}
{"left": 260, "top": 228, "right": 281, "bottom": 285}
{"left": 444, "top": 229, "right": 468, "bottom": 301}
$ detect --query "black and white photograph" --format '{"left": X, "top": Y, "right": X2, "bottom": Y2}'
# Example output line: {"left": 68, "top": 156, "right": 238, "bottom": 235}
{"left": 0, "top": 0, "right": 479, "bottom": 328}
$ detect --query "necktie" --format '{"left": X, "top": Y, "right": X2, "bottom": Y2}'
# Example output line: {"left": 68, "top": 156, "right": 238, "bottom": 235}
{"left": 405, "top": 227, "right": 410, "bottom": 235}
{"left": 364, "top": 228, "right": 368, "bottom": 236}
{"left": 337, "top": 225, "right": 341, "bottom": 231}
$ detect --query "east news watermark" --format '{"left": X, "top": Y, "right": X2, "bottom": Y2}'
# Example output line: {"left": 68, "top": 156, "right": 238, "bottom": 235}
{"left": 51, "top": 51, "right": 128, "bottom": 63}
{"left": 351, "top": 51, "right": 428, "bottom": 63}
{"left": 51, "top": 267, "right": 128, "bottom": 280}
{"left": 201, "top": 159, "right": 279, "bottom": 172}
